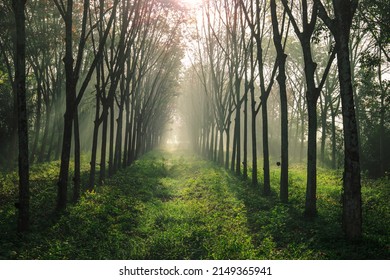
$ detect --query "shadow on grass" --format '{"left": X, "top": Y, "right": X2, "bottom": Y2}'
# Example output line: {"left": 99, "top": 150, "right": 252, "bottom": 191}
{"left": 1, "top": 149, "right": 388, "bottom": 260}
{"left": 224, "top": 167, "right": 390, "bottom": 259}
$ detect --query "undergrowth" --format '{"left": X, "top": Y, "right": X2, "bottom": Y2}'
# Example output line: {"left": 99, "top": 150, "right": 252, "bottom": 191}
{"left": 0, "top": 149, "right": 388, "bottom": 259}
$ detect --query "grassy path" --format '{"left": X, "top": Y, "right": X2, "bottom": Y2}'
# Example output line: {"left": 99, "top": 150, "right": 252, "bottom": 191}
{"left": 133, "top": 150, "right": 258, "bottom": 259}
{"left": 7, "top": 149, "right": 258, "bottom": 259}
{"left": 1, "top": 149, "right": 389, "bottom": 259}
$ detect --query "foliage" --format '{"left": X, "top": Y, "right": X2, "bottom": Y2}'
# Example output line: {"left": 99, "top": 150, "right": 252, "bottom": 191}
{"left": 1, "top": 149, "right": 389, "bottom": 259}
{"left": 0, "top": 67, "right": 15, "bottom": 169}
{"left": 358, "top": 0, "right": 390, "bottom": 56}
{"left": 357, "top": 65, "right": 390, "bottom": 177}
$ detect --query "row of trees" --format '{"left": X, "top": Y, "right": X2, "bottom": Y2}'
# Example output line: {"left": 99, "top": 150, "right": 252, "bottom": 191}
{"left": 1, "top": 0, "right": 186, "bottom": 231}
{"left": 180, "top": 0, "right": 389, "bottom": 241}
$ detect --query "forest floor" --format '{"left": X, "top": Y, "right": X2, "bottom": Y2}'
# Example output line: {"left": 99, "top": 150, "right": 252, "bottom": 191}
{"left": 0, "top": 148, "right": 389, "bottom": 259}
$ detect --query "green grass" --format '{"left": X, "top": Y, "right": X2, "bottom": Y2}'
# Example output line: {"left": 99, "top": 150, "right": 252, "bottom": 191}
{"left": 0, "top": 149, "right": 388, "bottom": 259}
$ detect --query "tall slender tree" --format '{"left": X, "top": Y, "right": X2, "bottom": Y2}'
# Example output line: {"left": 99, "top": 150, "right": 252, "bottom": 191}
{"left": 270, "top": 0, "right": 289, "bottom": 203}
{"left": 282, "top": 0, "right": 336, "bottom": 217}
{"left": 12, "top": 0, "right": 29, "bottom": 232}
{"left": 53, "top": 0, "right": 119, "bottom": 210}
{"left": 316, "top": 0, "right": 362, "bottom": 240}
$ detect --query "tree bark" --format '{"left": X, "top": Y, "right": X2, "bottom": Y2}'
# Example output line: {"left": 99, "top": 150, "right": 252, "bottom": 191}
{"left": 56, "top": 0, "right": 75, "bottom": 211}
{"left": 73, "top": 109, "right": 81, "bottom": 202}
{"left": 334, "top": 2, "right": 362, "bottom": 241}
{"left": 99, "top": 105, "right": 109, "bottom": 185}
{"left": 320, "top": 95, "right": 327, "bottom": 166}
{"left": 114, "top": 103, "right": 124, "bottom": 172}
{"left": 218, "top": 129, "right": 224, "bottom": 166}
{"left": 13, "top": 0, "right": 30, "bottom": 232}
{"left": 88, "top": 91, "right": 101, "bottom": 190}
{"left": 243, "top": 88, "right": 248, "bottom": 180}
{"left": 330, "top": 101, "right": 338, "bottom": 169}
{"left": 305, "top": 99, "right": 318, "bottom": 217}
{"left": 270, "top": 0, "right": 289, "bottom": 202}
{"left": 235, "top": 101, "right": 241, "bottom": 176}
{"left": 30, "top": 78, "right": 42, "bottom": 163}
{"left": 108, "top": 99, "right": 115, "bottom": 176}
{"left": 250, "top": 81, "right": 258, "bottom": 187}
{"left": 316, "top": 0, "right": 362, "bottom": 241}
{"left": 262, "top": 101, "right": 271, "bottom": 195}
{"left": 231, "top": 120, "right": 237, "bottom": 172}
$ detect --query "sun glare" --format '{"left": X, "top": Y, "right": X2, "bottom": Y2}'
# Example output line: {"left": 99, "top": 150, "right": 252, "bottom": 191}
{"left": 180, "top": 0, "right": 203, "bottom": 8}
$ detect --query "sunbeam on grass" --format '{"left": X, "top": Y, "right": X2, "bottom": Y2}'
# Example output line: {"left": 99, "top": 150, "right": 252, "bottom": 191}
{"left": 0, "top": 149, "right": 388, "bottom": 259}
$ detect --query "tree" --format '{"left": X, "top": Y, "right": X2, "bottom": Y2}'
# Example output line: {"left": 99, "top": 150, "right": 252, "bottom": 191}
{"left": 12, "top": 0, "right": 29, "bottom": 232}
{"left": 193, "top": 0, "right": 233, "bottom": 167}
{"left": 358, "top": 0, "right": 390, "bottom": 62}
{"left": 270, "top": 0, "right": 289, "bottom": 202}
{"left": 53, "top": 0, "right": 119, "bottom": 210}
{"left": 240, "top": 0, "right": 278, "bottom": 193}
{"left": 355, "top": 0, "right": 390, "bottom": 177}
{"left": 282, "top": 0, "right": 335, "bottom": 217}
{"left": 25, "top": 1, "right": 64, "bottom": 164}
{"left": 0, "top": 0, "right": 19, "bottom": 169}
{"left": 316, "top": 0, "right": 363, "bottom": 240}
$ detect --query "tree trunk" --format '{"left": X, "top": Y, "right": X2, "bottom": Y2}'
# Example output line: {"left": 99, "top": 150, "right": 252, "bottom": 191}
{"left": 225, "top": 127, "right": 230, "bottom": 170}
{"left": 317, "top": 0, "right": 362, "bottom": 241}
{"left": 262, "top": 101, "right": 271, "bottom": 195}
{"left": 304, "top": 99, "right": 318, "bottom": 217}
{"left": 129, "top": 108, "right": 138, "bottom": 164}
{"left": 127, "top": 97, "right": 135, "bottom": 165}
{"left": 231, "top": 119, "right": 237, "bottom": 172}
{"left": 235, "top": 102, "right": 241, "bottom": 176}
{"left": 89, "top": 92, "right": 101, "bottom": 190}
{"left": 250, "top": 82, "right": 258, "bottom": 187}
{"left": 114, "top": 102, "right": 124, "bottom": 172}
{"left": 270, "top": 0, "right": 288, "bottom": 202}
{"left": 73, "top": 108, "right": 81, "bottom": 202}
{"left": 57, "top": 0, "right": 75, "bottom": 211}
{"left": 214, "top": 126, "right": 218, "bottom": 162}
{"left": 57, "top": 99, "right": 74, "bottom": 210}
{"left": 45, "top": 108, "right": 56, "bottom": 162}
{"left": 378, "top": 57, "right": 385, "bottom": 176}
{"left": 330, "top": 104, "right": 337, "bottom": 169}
{"left": 210, "top": 123, "right": 214, "bottom": 160}
{"left": 243, "top": 90, "right": 248, "bottom": 180}
{"left": 108, "top": 100, "right": 115, "bottom": 176}
{"left": 30, "top": 81, "right": 42, "bottom": 163}
{"left": 13, "top": 0, "right": 30, "bottom": 232}
{"left": 335, "top": 7, "right": 362, "bottom": 241}
{"left": 123, "top": 96, "right": 130, "bottom": 167}
{"left": 300, "top": 111, "right": 305, "bottom": 163}
{"left": 320, "top": 94, "right": 328, "bottom": 166}
{"left": 320, "top": 112, "right": 327, "bottom": 166}
{"left": 218, "top": 129, "right": 224, "bottom": 165}
{"left": 99, "top": 105, "right": 109, "bottom": 185}
{"left": 278, "top": 56, "right": 289, "bottom": 203}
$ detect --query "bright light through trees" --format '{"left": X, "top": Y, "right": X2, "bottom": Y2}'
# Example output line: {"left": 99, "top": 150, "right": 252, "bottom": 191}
{"left": 180, "top": 0, "right": 203, "bottom": 8}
